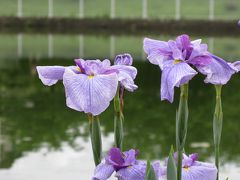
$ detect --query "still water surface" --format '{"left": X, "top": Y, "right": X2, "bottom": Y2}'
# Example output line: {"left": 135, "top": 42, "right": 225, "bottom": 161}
{"left": 0, "top": 34, "right": 240, "bottom": 179}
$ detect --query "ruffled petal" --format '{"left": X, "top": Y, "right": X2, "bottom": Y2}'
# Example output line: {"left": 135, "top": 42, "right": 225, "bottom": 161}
{"left": 143, "top": 38, "right": 171, "bottom": 68}
{"left": 115, "top": 163, "right": 146, "bottom": 180}
{"left": 93, "top": 162, "right": 115, "bottom": 180}
{"left": 168, "top": 40, "right": 184, "bottom": 60}
{"left": 161, "top": 61, "right": 197, "bottom": 103}
{"left": 231, "top": 61, "right": 240, "bottom": 72}
{"left": 36, "top": 66, "right": 65, "bottom": 86}
{"left": 197, "top": 55, "right": 236, "bottom": 85}
{"left": 182, "top": 161, "right": 217, "bottom": 180}
{"left": 110, "top": 65, "right": 138, "bottom": 92}
{"left": 176, "top": 34, "right": 191, "bottom": 50}
{"left": 115, "top": 54, "right": 133, "bottom": 66}
{"left": 63, "top": 68, "right": 118, "bottom": 115}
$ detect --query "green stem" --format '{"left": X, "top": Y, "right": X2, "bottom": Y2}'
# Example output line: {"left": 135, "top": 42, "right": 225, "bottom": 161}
{"left": 213, "top": 85, "right": 223, "bottom": 180}
{"left": 176, "top": 83, "right": 189, "bottom": 180}
{"left": 88, "top": 114, "right": 102, "bottom": 166}
{"left": 114, "top": 86, "right": 124, "bottom": 150}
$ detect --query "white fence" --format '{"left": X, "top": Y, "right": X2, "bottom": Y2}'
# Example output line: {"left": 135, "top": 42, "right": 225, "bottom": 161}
{"left": 16, "top": 0, "right": 216, "bottom": 20}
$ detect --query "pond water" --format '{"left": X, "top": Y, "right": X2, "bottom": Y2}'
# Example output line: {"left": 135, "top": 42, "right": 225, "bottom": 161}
{"left": 0, "top": 34, "right": 240, "bottom": 179}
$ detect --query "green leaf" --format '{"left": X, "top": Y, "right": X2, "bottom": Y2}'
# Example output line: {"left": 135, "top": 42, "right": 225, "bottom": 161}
{"left": 114, "top": 113, "right": 124, "bottom": 149}
{"left": 89, "top": 115, "right": 102, "bottom": 166}
{"left": 145, "top": 160, "right": 156, "bottom": 180}
{"left": 167, "top": 147, "right": 177, "bottom": 180}
{"left": 114, "top": 87, "right": 124, "bottom": 150}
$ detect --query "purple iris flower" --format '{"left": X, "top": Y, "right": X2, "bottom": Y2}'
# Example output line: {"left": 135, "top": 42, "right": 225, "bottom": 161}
{"left": 143, "top": 34, "right": 237, "bottom": 102}
{"left": 113, "top": 53, "right": 138, "bottom": 92}
{"left": 36, "top": 57, "right": 137, "bottom": 116}
{"left": 93, "top": 147, "right": 160, "bottom": 180}
{"left": 160, "top": 153, "right": 217, "bottom": 180}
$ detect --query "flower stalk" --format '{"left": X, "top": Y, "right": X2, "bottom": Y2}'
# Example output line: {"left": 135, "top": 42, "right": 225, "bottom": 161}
{"left": 88, "top": 114, "right": 102, "bottom": 166}
{"left": 114, "top": 86, "right": 124, "bottom": 150}
{"left": 213, "top": 85, "right": 223, "bottom": 180}
{"left": 176, "top": 83, "right": 189, "bottom": 180}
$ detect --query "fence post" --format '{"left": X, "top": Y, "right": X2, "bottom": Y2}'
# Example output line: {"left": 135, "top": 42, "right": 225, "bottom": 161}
{"left": 208, "top": 37, "right": 214, "bottom": 53}
{"left": 48, "top": 0, "right": 53, "bottom": 18}
{"left": 79, "top": 35, "right": 84, "bottom": 58}
{"left": 17, "top": 0, "right": 23, "bottom": 17}
{"left": 142, "top": 0, "right": 147, "bottom": 19}
{"left": 79, "top": 0, "right": 84, "bottom": 18}
{"left": 17, "top": 34, "right": 23, "bottom": 58}
{"left": 110, "top": 0, "right": 115, "bottom": 18}
{"left": 209, "top": 0, "right": 215, "bottom": 20}
{"left": 175, "top": 0, "right": 181, "bottom": 20}
{"left": 48, "top": 34, "right": 53, "bottom": 58}
{"left": 110, "top": 35, "right": 115, "bottom": 59}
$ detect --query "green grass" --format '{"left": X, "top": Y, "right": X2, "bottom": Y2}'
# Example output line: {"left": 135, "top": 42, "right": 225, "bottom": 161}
{"left": 0, "top": 0, "right": 239, "bottom": 19}
{"left": 0, "top": 34, "right": 240, "bottom": 64}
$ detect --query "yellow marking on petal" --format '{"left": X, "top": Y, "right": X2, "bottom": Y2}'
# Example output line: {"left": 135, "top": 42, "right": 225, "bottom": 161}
{"left": 183, "top": 167, "right": 190, "bottom": 172}
{"left": 174, "top": 59, "right": 182, "bottom": 64}
{"left": 76, "top": 67, "right": 82, "bottom": 72}
{"left": 88, "top": 75, "right": 94, "bottom": 79}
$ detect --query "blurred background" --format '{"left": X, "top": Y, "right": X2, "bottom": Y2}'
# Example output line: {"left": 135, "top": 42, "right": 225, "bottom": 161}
{"left": 0, "top": 0, "right": 240, "bottom": 179}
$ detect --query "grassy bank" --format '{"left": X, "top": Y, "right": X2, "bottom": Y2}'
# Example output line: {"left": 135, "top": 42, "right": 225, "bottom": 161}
{"left": 0, "top": 17, "right": 239, "bottom": 37}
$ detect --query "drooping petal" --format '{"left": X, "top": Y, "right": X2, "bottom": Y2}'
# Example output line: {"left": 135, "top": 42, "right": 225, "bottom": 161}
{"left": 93, "top": 162, "right": 115, "bottom": 180}
{"left": 182, "top": 161, "right": 217, "bottom": 180}
{"left": 115, "top": 162, "right": 146, "bottom": 180}
{"left": 36, "top": 66, "right": 66, "bottom": 86}
{"left": 63, "top": 68, "right": 118, "bottom": 115}
{"left": 197, "top": 55, "right": 236, "bottom": 85}
{"left": 143, "top": 38, "right": 171, "bottom": 67}
{"left": 161, "top": 61, "right": 197, "bottom": 103}
{"left": 110, "top": 65, "right": 138, "bottom": 92}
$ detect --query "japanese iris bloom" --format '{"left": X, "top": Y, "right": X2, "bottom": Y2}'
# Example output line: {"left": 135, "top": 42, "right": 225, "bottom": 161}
{"left": 93, "top": 147, "right": 160, "bottom": 180}
{"left": 143, "top": 34, "right": 237, "bottom": 102}
{"left": 36, "top": 57, "right": 137, "bottom": 116}
{"left": 114, "top": 53, "right": 138, "bottom": 92}
{"left": 160, "top": 153, "right": 217, "bottom": 180}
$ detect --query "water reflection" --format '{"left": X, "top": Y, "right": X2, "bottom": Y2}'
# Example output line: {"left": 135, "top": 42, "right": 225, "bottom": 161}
{"left": 1, "top": 34, "right": 240, "bottom": 61}
{"left": 0, "top": 59, "right": 240, "bottom": 179}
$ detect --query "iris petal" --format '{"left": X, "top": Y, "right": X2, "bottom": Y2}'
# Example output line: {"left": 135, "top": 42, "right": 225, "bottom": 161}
{"left": 110, "top": 65, "right": 138, "bottom": 91}
{"left": 63, "top": 68, "right": 118, "bottom": 115}
{"left": 143, "top": 38, "right": 170, "bottom": 68}
{"left": 36, "top": 66, "right": 66, "bottom": 86}
{"left": 197, "top": 55, "right": 236, "bottom": 85}
{"left": 93, "top": 162, "right": 115, "bottom": 180}
{"left": 182, "top": 162, "right": 217, "bottom": 180}
{"left": 115, "top": 163, "right": 146, "bottom": 180}
{"left": 161, "top": 61, "right": 197, "bottom": 103}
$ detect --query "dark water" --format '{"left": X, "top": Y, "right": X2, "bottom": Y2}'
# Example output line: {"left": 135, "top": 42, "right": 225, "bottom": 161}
{"left": 0, "top": 34, "right": 240, "bottom": 179}
{"left": 0, "top": 59, "right": 240, "bottom": 179}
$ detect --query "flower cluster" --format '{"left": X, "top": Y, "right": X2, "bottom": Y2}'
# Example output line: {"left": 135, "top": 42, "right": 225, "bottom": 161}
{"left": 93, "top": 148, "right": 217, "bottom": 180}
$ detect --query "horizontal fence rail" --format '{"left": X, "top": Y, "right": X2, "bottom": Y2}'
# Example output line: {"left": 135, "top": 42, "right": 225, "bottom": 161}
{"left": 2, "top": 0, "right": 237, "bottom": 20}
